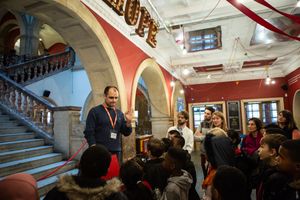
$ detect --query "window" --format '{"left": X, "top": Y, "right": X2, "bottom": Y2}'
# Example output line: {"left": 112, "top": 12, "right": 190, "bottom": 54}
{"left": 189, "top": 102, "right": 225, "bottom": 131}
{"left": 177, "top": 97, "right": 185, "bottom": 112}
{"left": 242, "top": 98, "right": 284, "bottom": 133}
{"left": 245, "top": 101, "right": 279, "bottom": 124}
{"left": 262, "top": 102, "right": 278, "bottom": 124}
{"left": 186, "top": 26, "right": 222, "bottom": 52}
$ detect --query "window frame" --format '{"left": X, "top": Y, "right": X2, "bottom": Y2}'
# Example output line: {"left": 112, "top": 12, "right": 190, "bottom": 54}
{"left": 241, "top": 97, "right": 284, "bottom": 133}
{"left": 186, "top": 26, "right": 222, "bottom": 52}
{"left": 188, "top": 101, "right": 226, "bottom": 132}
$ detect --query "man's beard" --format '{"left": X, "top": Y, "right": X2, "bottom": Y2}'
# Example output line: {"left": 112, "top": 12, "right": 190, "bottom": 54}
{"left": 178, "top": 121, "right": 185, "bottom": 126}
{"left": 204, "top": 117, "right": 211, "bottom": 122}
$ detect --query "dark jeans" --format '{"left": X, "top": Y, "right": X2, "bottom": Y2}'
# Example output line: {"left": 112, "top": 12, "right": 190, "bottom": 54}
{"left": 201, "top": 153, "right": 208, "bottom": 178}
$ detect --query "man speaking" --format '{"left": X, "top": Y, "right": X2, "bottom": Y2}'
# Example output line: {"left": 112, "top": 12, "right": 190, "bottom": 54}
{"left": 84, "top": 86, "right": 132, "bottom": 160}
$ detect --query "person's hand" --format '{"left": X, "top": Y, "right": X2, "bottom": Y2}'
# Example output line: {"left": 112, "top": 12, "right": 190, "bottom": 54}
{"left": 194, "top": 130, "right": 203, "bottom": 137}
{"left": 125, "top": 109, "right": 133, "bottom": 125}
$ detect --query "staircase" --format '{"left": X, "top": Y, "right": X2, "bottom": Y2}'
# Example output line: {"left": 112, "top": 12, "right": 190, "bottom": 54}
{"left": 3, "top": 48, "right": 75, "bottom": 86}
{"left": 0, "top": 108, "right": 78, "bottom": 197}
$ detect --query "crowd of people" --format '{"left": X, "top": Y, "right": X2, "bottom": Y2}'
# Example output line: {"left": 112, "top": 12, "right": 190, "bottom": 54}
{"left": 0, "top": 86, "right": 300, "bottom": 200}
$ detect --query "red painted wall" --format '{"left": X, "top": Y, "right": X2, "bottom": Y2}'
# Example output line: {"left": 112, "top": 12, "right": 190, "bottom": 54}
{"left": 286, "top": 67, "right": 300, "bottom": 111}
{"left": 0, "top": 12, "right": 16, "bottom": 25}
{"left": 185, "top": 78, "right": 288, "bottom": 108}
{"left": 48, "top": 43, "right": 66, "bottom": 54}
{"left": 87, "top": 8, "right": 173, "bottom": 108}
{"left": 5, "top": 28, "right": 20, "bottom": 51}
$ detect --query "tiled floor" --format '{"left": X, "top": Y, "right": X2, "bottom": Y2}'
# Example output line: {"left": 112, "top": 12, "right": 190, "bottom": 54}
{"left": 190, "top": 148, "right": 204, "bottom": 198}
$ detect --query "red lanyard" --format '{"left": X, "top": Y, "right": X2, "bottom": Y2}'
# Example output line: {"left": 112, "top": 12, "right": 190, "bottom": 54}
{"left": 102, "top": 104, "right": 117, "bottom": 129}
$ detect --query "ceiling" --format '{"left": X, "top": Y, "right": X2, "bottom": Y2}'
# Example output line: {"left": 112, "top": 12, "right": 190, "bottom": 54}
{"left": 40, "top": 0, "right": 300, "bottom": 85}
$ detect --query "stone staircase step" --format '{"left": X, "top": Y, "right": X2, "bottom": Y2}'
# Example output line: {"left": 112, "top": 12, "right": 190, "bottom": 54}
{"left": 0, "top": 120, "right": 19, "bottom": 125}
{"left": 0, "top": 146, "right": 53, "bottom": 163}
{"left": 0, "top": 132, "right": 35, "bottom": 142}
{"left": 0, "top": 115, "right": 10, "bottom": 120}
{"left": 0, "top": 123, "right": 22, "bottom": 128}
{"left": 0, "top": 139, "right": 44, "bottom": 152}
{"left": 0, "top": 127, "right": 28, "bottom": 133}
{"left": 38, "top": 169, "right": 78, "bottom": 197}
{"left": 0, "top": 123, "right": 24, "bottom": 128}
{"left": 0, "top": 153, "right": 63, "bottom": 177}
{"left": 23, "top": 160, "right": 77, "bottom": 179}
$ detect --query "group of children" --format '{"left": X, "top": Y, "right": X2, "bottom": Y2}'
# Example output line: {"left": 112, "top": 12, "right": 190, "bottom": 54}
{"left": 1, "top": 125, "right": 299, "bottom": 200}
{"left": 201, "top": 125, "right": 300, "bottom": 200}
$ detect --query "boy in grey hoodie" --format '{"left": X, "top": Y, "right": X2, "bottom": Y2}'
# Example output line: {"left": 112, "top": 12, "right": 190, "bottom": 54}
{"left": 161, "top": 147, "right": 193, "bottom": 200}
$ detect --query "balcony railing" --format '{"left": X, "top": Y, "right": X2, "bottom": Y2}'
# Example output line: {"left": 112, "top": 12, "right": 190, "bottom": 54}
{"left": 0, "top": 72, "right": 55, "bottom": 142}
{"left": 4, "top": 49, "right": 75, "bottom": 85}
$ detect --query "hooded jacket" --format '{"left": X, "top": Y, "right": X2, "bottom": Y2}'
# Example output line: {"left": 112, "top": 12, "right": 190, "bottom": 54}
{"left": 160, "top": 170, "right": 193, "bottom": 200}
{"left": 44, "top": 175, "right": 127, "bottom": 200}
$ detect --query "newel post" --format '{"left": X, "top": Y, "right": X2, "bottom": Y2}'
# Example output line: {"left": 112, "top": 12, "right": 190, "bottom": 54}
{"left": 53, "top": 106, "right": 82, "bottom": 159}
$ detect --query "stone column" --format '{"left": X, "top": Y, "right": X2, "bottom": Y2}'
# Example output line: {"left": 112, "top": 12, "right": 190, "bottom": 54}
{"left": 53, "top": 106, "right": 82, "bottom": 159}
{"left": 150, "top": 116, "right": 173, "bottom": 139}
{"left": 18, "top": 13, "right": 41, "bottom": 56}
{"left": 122, "top": 117, "right": 137, "bottom": 161}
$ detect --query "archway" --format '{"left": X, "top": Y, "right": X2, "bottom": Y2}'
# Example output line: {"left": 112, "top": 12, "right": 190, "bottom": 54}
{"left": 132, "top": 58, "right": 170, "bottom": 139}
{"left": 293, "top": 89, "right": 300, "bottom": 128}
{"left": 0, "top": 0, "right": 127, "bottom": 110}
{"left": 170, "top": 81, "right": 186, "bottom": 125}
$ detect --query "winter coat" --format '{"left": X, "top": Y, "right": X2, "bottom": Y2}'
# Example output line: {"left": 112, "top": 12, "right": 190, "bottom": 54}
{"left": 44, "top": 175, "right": 128, "bottom": 200}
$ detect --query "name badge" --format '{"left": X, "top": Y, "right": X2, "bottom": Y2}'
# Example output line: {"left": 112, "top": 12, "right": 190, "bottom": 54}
{"left": 110, "top": 131, "right": 117, "bottom": 139}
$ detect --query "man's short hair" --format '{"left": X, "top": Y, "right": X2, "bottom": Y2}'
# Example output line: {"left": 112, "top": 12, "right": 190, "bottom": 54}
{"left": 281, "top": 139, "right": 300, "bottom": 163}
{"left": 227, "top": 129, "right": 241, "bottom": 147}
{"left": 178, "top": 111, "right": 189, "bottom": 120}
{"left": 104, "top": 86, "right": 118, "bottom": 96}
{"left": 205, "top": 106, "right": 215, "bottom": 114}
{"left": 172, "top": 135, "right": 185, "bottom": 148}
{"left": 147, "top": 138, "right": 165, "bottom": 157}
{"left": 161, "top": 138, "right": 171, "bottom": 152}
{"left": 79, "top": 145, "right": 111, "bottom": 178}
{"left": 167, "top": 147, "right": 187, "bottom": 170}
{"left": 120, "top": 159, "right": 143, "bottom": 188}
{"left": 213, "top": 166, "right": 247, "bottom": 200}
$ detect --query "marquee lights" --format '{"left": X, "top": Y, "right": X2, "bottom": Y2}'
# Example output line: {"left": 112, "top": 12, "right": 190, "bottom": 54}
{"left": 103, "top": 0, "right": 159, "bottom": 48}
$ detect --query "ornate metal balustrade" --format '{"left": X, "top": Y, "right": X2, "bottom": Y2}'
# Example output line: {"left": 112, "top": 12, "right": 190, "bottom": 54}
{"left": 4, "top": 49, "right": 75, "bottom": 85}
{"left": 0, "top": 72, "right": 55, "bottom": 142}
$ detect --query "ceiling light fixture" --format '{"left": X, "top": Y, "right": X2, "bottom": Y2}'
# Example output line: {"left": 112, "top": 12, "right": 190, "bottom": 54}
{"left": 170, "top": 80, "right": 175, "bottom": 87}
{"left": 182, "top": 25, "right": 187, "bottom": 55}
{"left": 297, "top": 0, "right": 300, "bottom": 7}
{"left": 265, "top": 66, "right": 275, "bottom": 85}
{"left": 180, "top": 89, "right": 184, "bottom": 94}
{"left": 183, "top": 68, "right": 190, "bottom": 75}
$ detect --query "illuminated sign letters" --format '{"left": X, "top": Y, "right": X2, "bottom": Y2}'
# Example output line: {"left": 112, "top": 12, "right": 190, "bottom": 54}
{"left": 103, "top": 0, "right": 159, "bottom": 48}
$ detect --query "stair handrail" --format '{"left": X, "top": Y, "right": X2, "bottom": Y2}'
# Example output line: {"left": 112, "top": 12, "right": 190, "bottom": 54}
{"left": 4, "top": 48, "right": 75, "bottom": 85}
{"left": 0, "top": 72, "right": 55, "bottom": 143}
